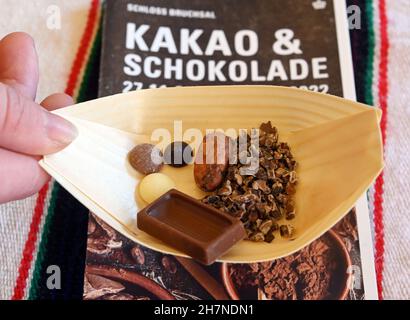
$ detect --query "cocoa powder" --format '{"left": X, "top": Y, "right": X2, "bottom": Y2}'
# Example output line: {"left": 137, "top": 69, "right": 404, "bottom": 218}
{"left": 229, "top": 235, "right": 338, "bottom": 300}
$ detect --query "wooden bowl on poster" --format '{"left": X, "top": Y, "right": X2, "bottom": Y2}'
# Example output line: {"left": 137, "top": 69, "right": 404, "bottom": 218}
{"left": 221, "top": 230, "right": 353, "bottom": 300}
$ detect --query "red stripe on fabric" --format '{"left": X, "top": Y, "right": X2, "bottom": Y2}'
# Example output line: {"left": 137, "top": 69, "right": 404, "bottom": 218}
{"left": 373, "top": 0, "right": 389, "bottom": 300}
{"left": 11, "top": 0, "right": 100, "bottom": 300}
{"left": 11, "top": 184, "right": 49, "bottom": 300}
{"left": 66, "top": 0, "right": 99, "bottom": 96}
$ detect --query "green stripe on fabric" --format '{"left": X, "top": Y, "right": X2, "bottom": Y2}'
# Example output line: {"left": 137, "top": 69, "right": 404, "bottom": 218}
{"left": 364, "top": 0, "right": 375, "bottom": 106}
{"left": 28, "top": 183, "right": 60, "bottom": 300}
{"left": 28, "top": 20, "right": 103, "bottom": 300}
{"left": 77, "top": 23, "right": 102, "bottom": 103}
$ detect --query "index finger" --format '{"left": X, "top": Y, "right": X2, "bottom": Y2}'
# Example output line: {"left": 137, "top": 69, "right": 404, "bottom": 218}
{"left": 0, "top": 32, "right": 39, "bottom": 99}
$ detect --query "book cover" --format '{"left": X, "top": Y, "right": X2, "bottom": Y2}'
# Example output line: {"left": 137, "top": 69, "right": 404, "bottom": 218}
{"left": 84, "top": 0, "right": 377, "bottom": 300}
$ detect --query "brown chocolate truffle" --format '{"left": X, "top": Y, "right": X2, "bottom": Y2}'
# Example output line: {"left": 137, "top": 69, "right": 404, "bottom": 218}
{"left": 128, "top": 143, "right": 163, "bottom": 175}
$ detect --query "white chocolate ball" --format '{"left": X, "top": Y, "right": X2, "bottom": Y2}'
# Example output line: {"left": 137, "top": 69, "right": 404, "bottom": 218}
{"left": 138, "top": 173, "right": 176, "bottom": 203}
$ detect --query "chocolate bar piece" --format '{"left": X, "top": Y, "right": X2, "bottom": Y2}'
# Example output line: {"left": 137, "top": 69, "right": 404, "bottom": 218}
{"left": 137, "top": 189, "right": 246, "bottom": 265}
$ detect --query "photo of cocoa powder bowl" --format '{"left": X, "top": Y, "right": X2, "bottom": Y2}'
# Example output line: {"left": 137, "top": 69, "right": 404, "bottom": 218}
{"left": 221, "top": 230, "right": 352, "bottom": 300}
{"left": 84, "top": 265, "right": 175, "bottom": 300}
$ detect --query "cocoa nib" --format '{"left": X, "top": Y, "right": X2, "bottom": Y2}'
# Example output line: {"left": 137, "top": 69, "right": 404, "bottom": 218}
{"left": 161, "top": 256, "right": 177, "bottom": 274}
{"left": 202, "top": 122, "right": 297, "bottom": 243}
{"left": 130, "top": 246, "right": 145, "bottom": 265}
{"left": 280, "top": 225, "right": 295, "bottom": 238}
{"left": 259, "top": 121, "right": 277, "bottom": 135}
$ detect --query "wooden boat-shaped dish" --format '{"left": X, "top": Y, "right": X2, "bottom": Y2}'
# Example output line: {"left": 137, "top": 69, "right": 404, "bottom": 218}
{"left": 40, "top": 86, "right": 383, "bottom": 263}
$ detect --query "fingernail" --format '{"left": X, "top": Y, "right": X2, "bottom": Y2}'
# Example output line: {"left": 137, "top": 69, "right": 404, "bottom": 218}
{"left": 46, "top": 113, "right": 78, "bottom": 146}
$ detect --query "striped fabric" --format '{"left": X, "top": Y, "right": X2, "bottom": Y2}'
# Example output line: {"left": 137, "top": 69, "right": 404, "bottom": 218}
{"left": 0, "top": 0, "right": 409, "bottom": 299}
{"left": 0, "top": 0, "right": 101, "bottom": 299}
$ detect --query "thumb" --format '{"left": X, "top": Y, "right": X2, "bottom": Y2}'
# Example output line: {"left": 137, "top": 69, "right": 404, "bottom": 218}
{"left": 0, "top": 83, "right": 77, "bottom": 155}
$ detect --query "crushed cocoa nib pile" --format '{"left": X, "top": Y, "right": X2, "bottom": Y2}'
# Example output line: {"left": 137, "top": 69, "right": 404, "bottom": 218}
{"left": 229, "top": 235, "right": 337, "bottom": 300}
{"left": 202, "top": 121, "right": 297, "bottom": 242}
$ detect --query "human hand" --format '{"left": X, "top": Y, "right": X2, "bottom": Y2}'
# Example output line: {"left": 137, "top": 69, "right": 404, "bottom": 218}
{"left": 0, "top": 32, "right": 78, "bottom": 203}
